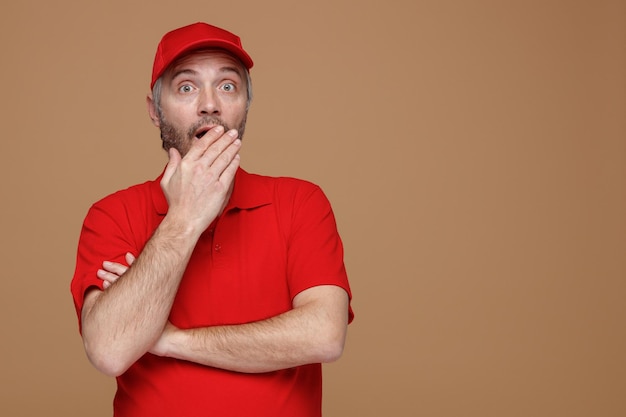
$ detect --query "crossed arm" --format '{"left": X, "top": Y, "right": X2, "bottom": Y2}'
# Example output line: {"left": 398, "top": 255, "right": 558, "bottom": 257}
{"left": 80, "top": 126, "right": 349, "bottom": 377}
{"left": 98, "top": 257, "right": 349, "bottom": 374}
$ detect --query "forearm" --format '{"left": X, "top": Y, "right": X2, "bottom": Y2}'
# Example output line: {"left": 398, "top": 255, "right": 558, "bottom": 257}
{"left": 79, "top": 128, "right": 240, "bottom": 377}
{"left": 157, "top": 286, "right": 349, "bottom": 373}
{"left": 81, "top": 217, "right": 200, "bottom": 376}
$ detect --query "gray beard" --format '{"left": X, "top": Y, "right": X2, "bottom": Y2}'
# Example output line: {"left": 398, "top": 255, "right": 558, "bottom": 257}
{"left": 159, "top": 115, "right": 247, "bottom": 156}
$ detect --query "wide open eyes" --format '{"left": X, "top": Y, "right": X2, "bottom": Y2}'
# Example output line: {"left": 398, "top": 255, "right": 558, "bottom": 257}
{"left": 179, "top": 84, "right": 194, "bottom": 93}
{"left": 220, "top": 82, "right": 236, "bottom": 92}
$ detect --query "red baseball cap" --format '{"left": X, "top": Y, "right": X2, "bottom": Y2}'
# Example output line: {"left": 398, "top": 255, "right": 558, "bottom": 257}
{"left": 151, "top": 22, "right": 254, "bottom": 89}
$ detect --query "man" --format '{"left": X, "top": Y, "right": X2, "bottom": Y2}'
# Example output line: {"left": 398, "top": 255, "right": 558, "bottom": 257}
{"left": 70, "top": 22, "right": 353, "bottom": 416}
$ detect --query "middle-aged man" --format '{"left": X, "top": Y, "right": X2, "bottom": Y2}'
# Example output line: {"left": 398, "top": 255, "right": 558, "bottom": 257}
{"left": 70, "top": 22, "right": 354, "bottom": 416}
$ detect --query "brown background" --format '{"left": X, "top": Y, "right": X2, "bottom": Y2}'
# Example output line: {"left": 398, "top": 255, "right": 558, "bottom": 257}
{"left": 1, "top": 0, "right": 625, "bottom": 416}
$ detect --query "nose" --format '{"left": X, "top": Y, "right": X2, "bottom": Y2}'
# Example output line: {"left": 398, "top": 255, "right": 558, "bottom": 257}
{"left": 197, "top": 88, "right": 220, "bottom": 116}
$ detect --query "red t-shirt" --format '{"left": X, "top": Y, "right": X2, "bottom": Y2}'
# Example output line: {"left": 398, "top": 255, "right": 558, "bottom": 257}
{"left": 71, "top": 168, "right": 353, "bottom": 417}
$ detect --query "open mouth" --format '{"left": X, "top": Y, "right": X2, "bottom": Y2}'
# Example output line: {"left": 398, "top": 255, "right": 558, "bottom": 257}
{"left": 195, "top": 127, "right": 212, "bottom": 139}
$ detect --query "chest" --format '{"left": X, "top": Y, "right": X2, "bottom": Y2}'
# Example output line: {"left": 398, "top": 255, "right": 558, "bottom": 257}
{"left": 170, "top": 205, "right": 292, "bottom": 327}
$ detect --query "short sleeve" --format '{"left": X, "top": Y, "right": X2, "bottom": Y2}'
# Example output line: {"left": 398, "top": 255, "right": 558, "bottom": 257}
{"left": 70, "top": 200, "right": 138, "bottom": 330}
{"left": 283, "top": 182, "right": 354, "bottom": 323}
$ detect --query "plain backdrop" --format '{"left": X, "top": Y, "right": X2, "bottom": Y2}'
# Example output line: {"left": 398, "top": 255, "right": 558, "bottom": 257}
{"left": 1, "top": 0, "right": 625, "bottom": 416}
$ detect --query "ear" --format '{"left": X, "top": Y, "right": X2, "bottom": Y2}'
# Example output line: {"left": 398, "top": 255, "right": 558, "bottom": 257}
{"left": 146, "top": 94, "right": 161, "bottom": 128}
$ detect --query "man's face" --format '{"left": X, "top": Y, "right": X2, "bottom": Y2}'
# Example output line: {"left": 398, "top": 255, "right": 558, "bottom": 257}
{"left": 150, "top": 49, "right": 249, "bottom": 156}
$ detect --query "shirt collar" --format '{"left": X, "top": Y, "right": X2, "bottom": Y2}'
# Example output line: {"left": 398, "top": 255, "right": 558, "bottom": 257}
{"left": 151, "top": 167, "right": 272, "bottom": 216}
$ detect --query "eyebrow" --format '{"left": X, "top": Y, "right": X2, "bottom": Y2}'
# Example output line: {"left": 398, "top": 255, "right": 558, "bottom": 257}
{"left": 217, "top": 66, "right": 245, "bottom": 81}
{"left": 170, "top": 68, "right": 198, "bottom": 81}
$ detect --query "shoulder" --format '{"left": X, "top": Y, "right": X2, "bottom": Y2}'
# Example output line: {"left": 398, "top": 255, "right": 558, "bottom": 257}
{"left": 86, "top": 176, "right": 162, "bottom": 222}
{"left": 236, "top": 170, "right": 334, "bottom": 221}
{"left": 237, "top": 169, "right": 324, "bottom": 201}
{"left": 93, "top": 176, "right": 159, "bottom": 206}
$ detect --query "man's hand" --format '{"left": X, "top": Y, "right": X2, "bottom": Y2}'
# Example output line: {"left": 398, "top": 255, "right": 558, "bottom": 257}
{"left": 160, "top": 125, "right": 241, "bottom": 235}
{"left": 97, "top": 252, "right": 135, "bottom": 289}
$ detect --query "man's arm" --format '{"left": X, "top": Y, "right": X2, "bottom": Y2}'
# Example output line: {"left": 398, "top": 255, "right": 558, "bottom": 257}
{"left": 152, "top": 285, "right": 350, "bottom": 373}
{"left": 80, "top": 126, "right": 241, "bottom": 377}
{"left": 98, "top": 258, "right": 350, "bottom": 374}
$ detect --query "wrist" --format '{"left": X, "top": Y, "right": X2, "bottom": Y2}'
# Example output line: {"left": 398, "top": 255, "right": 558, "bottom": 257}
{"left": 159, "top": 213, "right": 205, "bottom": 241}
{"left": 162, "top": 326, "right": 191, "bottom": 360}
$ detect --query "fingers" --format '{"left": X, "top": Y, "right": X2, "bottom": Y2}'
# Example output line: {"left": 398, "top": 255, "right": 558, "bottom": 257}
{"left": 97, "top": 253, "right": 134, "bottom": 289}
{"left": 97, "top": 268, "right": 119, "bottom": 289}
{"left": 125, "top": 252, "right": 136, "bottom": 266}
{"left": 206, "top": 134, "right": 241, "bottom": 181}
{"left": 187, "top": 126, "right": 241, "bottom": 172}
{"left": 163, "top": 127, "right": 240, "bottom": 189}
{"left": 162, "top": 147, "right": 182, "bottom": 184}
{"left": 219, "top": 152, "right": 241, "bottom": 186}
{"left": 185, "top": 125, "right": 227, "bottom": 160}
{"left": 101, "top": 260, "right": 130, "bottom": 276}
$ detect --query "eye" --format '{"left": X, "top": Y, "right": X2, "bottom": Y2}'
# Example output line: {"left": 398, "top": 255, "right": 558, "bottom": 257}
{"left": 179, "top": 84, "right": 193, "bottom": 93}
{"left": 221, "top": 82, "right": 236, "bottom": 92}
